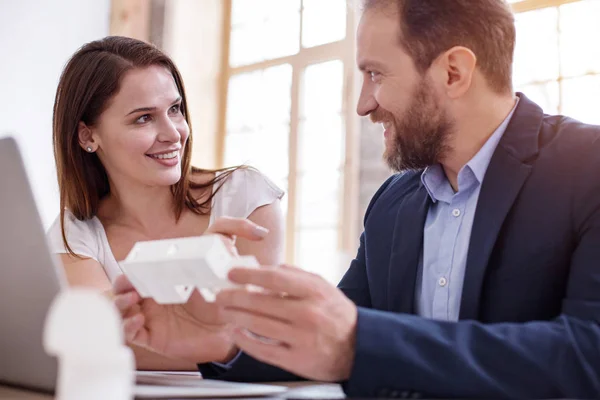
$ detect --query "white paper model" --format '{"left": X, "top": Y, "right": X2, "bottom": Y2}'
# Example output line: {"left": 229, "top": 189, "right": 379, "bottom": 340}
{"left": 44, "top": 289, "right": 135, "bottom": 400}
{"left": 119, "top": 235, "right": 259, "bottom": 304}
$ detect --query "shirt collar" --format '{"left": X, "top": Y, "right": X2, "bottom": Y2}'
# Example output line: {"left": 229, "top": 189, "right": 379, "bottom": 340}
{"left": 421, "top": 97, "right": 519, "bottom": 203}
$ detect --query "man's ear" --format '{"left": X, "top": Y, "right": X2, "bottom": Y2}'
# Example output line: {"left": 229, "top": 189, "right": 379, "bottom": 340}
{"left": 77, "top": 121, "right": 98, "bottom": 153}
{"left": 430, "top": 46, "right": 477, "bottom": 99}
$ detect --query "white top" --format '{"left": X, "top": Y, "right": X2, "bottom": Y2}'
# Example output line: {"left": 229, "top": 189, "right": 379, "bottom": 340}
{"left": 47, "top": 168, "right": 284, "bottom": 282}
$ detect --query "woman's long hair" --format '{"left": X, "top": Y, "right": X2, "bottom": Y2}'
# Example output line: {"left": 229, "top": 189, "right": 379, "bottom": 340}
{"left": 53, "top": 36, "right": 241, "bottom": 256}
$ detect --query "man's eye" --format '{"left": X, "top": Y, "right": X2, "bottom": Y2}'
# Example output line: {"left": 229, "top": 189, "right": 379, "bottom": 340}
{"left": 370, "top": 71, "right": 380, "bottom": 81}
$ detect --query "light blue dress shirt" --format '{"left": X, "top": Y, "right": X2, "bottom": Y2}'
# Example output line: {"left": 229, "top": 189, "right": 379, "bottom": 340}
{"left": 415, "top": 100, "right": 518, "bottom": 321}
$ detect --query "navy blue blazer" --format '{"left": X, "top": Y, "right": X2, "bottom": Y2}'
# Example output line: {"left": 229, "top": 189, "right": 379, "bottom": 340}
{"left": 200, "top": 94, "right": 600, "bottom": 398}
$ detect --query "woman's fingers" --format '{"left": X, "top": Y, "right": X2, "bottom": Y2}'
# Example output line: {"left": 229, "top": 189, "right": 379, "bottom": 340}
{"left": 206, "top": 217, "right": 269, "bottom": 241}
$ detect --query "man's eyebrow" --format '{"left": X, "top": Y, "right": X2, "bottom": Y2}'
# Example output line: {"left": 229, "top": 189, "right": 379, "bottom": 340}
{"left": 358, "top": 61, "right": 386, "bottom": 72}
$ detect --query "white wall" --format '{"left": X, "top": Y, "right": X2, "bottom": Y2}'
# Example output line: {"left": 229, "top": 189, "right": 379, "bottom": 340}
{"left": 0, "top": 0, "right": 110, "bottom": 229}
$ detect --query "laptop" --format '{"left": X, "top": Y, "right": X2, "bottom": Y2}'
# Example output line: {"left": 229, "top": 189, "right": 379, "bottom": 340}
{"left": 0, "top": 136, "right": 289, "bottom": 398}
{"left": 0, "top": 136, "right": 61, "bottom": 393}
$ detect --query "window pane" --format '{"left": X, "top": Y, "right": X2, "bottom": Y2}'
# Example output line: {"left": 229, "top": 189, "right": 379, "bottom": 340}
{"left": 295, "top": 228, "right": 340, "bottom": 282}
{"left": 232, "top": 0, "right": 300, "bottom": 26}
{"left": 227, "top": 64, "right": 292, "bottom": 132}
{"left": 302, "top": 0, "right": 347, "bottom": 48}
{"left": 296, "top": 171, "right": 341, "bottom": 228}
{"left": 513, "top": 8, "right": 559, "bottom": 86}
{"left": 225, "top": 64, "right": 292, "bottom": 194}
{"left": 224, "top": 127, "right": 289, "bottom": 190}
{"left": 231, "top": 0, "right": 265, "bottom": 27}
{"left": 559, "top": 0, "right": 600, "bottom": 77}
{"left": 298, "top": 116, "right": 344, "bottom": 172}
{"left": 516, "top": 82, "right": 560, "bottom": 115}
{"left": 562, "top": 75, "right": 600, "bottom": 125}
{"left": 301, "top": 60, "right": 344, "bottom": 118}
{"left": 230, "top": 0, "right": 300, "bottom": 67}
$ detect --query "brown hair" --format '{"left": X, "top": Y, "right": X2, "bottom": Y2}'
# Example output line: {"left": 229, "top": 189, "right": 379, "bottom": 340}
{"left": 362, "top": 0, "right": 516, "bottom": 94}
{"left": 53, "top": 36, "right": 241, "bottom": 256}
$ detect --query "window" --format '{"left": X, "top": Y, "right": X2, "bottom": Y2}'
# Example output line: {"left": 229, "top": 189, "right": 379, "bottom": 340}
{"left": 219, "top": 0, "right": 357, "bottom": 283}
{"left": 511, "top": 0, "right": 600, "bottom": 124}
{"left": 217, "top": 0, "right": 598, "bottom": 283}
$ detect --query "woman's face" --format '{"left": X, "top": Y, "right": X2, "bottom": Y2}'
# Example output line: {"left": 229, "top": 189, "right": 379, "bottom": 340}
{"left": 82, "top": 65, "right": 190, "bottom": 190}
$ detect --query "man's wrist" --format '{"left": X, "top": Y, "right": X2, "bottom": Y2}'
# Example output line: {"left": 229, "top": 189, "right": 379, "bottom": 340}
{"left": 334, "top": 305, "right": 358, "bottom": 382}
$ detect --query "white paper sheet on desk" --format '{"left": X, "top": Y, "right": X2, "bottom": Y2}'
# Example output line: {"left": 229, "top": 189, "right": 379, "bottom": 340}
{"left": 135, "top": 372, "right": 346, "bottom": 399}
{"left": 134, "top": 371, "right": 287, "bottom": 398}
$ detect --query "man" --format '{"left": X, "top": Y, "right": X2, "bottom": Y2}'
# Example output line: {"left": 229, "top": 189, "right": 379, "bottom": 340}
{"left": 114, "top": 0, "right": 600, "bottom": 398}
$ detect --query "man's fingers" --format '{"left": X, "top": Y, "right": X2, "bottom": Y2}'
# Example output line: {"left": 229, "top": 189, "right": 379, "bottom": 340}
{"left": 227, "top": 266, "right": 319, "bottom": 298}
{"left": 231, "top": 328, "right": 291, "bottom": 370}
{"left": 222, "top": 308, "right": 291, "bottom": 344}
{"left": 216, "top": 289, "right": 301, "bottom": 323}
{"left": 206, "top": 216, "right": 269, "bottom": 241}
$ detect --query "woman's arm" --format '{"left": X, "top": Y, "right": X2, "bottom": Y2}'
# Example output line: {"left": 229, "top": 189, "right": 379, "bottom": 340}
{"left": 58, "top": 254, "right": 198, "bottom": 371}
{"left": 234, "top": 199, "right": 285, "bottom": 265}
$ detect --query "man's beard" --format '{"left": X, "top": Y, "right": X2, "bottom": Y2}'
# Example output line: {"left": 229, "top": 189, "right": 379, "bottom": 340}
{"left": 372, "top": 78, "right": 454, "bottom": 172}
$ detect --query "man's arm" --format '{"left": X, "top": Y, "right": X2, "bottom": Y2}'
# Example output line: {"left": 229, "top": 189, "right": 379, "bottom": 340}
{"left": 199, "top": 232, "right": 373, "bottom": 381}
{"left": 199, "top": 175, "right": 399, "bottom": 381}
{"left": 346, "top": 310, "right": 600, "bottom": 398}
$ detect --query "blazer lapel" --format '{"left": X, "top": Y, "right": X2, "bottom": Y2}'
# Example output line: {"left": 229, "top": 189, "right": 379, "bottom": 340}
{"left": 387, "top": 184, "right": 430, "bottom": 313}
{"left": 459, "top": 93, "right": 543, "bottom": 320}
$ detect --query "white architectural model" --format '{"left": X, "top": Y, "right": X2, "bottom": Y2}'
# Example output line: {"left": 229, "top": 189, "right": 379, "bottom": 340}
{"left": 119, "top": 235, "right": 259, "bottom": 304}
{"left": 44, "top": 290, "right": 135, "bottom": 400}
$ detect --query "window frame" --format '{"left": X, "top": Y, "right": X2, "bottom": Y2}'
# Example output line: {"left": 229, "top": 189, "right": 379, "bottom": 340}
{"left": 216, "top": 0, "right": 360, "bottom": 266}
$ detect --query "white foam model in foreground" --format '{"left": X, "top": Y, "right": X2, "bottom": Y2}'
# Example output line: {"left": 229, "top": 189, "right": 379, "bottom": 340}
{"left": 119, "top": 235, "right": 259, "bottom": 304}
{"left": 44, "top": 290, "right": 135, "bottom": 400}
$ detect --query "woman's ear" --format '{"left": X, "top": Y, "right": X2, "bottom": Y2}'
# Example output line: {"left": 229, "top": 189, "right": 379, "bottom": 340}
{"left": 78, "top": 122, "right": 97, "bottom": 153}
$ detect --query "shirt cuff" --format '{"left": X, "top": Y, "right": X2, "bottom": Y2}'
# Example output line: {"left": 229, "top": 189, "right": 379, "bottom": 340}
{"left": 211, "top": 350, "right": 243, "bottom": 370}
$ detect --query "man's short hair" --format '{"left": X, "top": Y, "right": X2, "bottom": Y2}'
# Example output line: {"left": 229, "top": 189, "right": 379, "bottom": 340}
{"left": 362, "top": 0, "right": 516, "bottom": 94}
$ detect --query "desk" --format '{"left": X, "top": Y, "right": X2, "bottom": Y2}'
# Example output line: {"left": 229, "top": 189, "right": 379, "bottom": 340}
{"left": 0, "top": 382, "right": 345, "bottom": 399}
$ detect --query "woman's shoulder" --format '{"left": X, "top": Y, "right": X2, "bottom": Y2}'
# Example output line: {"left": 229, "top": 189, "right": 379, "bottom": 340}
{"left": 211, "top": 167, "right": 284, "bottom": 219}
{"left": 224, "top": 167, "right": 282, "bottom": 192}
{"left": 46, "top": 209, "right": 101, "bottom": 258}
{"left": 48, "top": 209, "right": 97, "bottom": 236}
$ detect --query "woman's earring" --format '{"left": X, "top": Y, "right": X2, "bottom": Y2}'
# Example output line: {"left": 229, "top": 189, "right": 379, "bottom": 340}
{"left": 86, "top": 147, "right": 93, "bottom": 153}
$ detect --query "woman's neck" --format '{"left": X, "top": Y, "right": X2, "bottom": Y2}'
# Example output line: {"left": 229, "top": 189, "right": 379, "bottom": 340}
{"left": 99, "top": 180, "right": 180, "bottom": 236}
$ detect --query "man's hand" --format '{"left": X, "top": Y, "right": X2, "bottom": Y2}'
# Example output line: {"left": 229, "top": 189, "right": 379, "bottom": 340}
{"left": 215, "top": 265, "right": 358, "bottom": 382}
{"left": 113, "top": 217, "right": 269, "bottom": 364}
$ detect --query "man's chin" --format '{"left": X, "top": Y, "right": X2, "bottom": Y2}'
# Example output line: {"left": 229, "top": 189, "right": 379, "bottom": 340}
{"left": 382, "top": 150, "right": 400, "bottom": 172}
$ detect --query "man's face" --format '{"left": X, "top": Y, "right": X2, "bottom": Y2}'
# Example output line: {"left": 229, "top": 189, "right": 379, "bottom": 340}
{"left": 356, "top": 8, "right": 454, "bottom": 171}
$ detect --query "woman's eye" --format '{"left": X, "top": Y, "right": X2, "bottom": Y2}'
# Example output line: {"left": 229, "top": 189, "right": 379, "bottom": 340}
{"left": 136, "top": 114, "right": 151, "bottom": 124}
{"left": 169, "top": 104, "right": 181, "bottom": 114}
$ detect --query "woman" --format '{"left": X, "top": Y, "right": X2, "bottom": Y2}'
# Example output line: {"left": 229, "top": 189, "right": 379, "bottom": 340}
{"left": 46, "top": 36, "right": 285, "bottom": 370}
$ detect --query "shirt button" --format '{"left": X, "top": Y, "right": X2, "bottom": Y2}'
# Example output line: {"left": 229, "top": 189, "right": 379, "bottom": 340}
{"left": 452, "top": 208, "right": 461, "bottom": 217}
{"left": 438, "top": 277, "right": 448, "bottom": 287}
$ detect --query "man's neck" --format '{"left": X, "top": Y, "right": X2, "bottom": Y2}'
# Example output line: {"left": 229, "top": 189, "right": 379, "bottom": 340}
{"left": 442, "top": 93, "right": 518, "bottom": 191}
